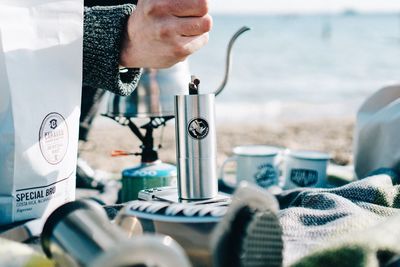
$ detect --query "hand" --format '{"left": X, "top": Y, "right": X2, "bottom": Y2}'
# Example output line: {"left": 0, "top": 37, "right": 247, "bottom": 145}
{"left": 119, "top": 0, "right": 212, "bottom": 68}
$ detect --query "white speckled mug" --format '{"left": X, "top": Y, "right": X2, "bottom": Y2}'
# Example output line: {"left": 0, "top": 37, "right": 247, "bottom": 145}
{"left": 220, "top": 145, "right": 284, "bottom": 189}
{"left": 283, "top": 150, "right": 331, "bottom": 189}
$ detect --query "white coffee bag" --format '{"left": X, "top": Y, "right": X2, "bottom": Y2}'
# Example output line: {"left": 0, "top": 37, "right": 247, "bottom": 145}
{"left": 0, "top": 0, "right": 83, "bottom": 225}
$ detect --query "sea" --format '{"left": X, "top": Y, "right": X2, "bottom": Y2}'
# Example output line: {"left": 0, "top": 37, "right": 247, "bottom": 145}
{"left": 189, "top": 13, "right": 400, "bottom": 123}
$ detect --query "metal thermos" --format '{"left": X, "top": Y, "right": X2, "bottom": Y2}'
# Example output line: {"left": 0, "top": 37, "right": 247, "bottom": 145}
{"left": 41, "top": 200, "right": 126, "bottom": 267}
{"left": 175, "top": 76, "right": 218, "bottom": 200}
{"left": 41, "top": 200, "right": 192, "bottom": 267}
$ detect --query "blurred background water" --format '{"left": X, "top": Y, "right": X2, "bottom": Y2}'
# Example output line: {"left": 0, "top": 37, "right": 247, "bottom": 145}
{"left": 189, "top": 13, "right": 400, "bottom": 122}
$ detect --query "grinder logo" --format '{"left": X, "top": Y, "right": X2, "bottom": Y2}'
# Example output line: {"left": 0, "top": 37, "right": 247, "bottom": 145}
{"left": 187, "top": 118, "right": 209, "bottom": 140}
{"left": 39, "top": 112, "right": 69, "bottom": 165}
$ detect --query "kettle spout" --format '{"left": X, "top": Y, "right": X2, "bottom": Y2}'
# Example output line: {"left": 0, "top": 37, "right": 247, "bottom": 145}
{"left": 214, "top": 26, "right": 251, "bottom": 96}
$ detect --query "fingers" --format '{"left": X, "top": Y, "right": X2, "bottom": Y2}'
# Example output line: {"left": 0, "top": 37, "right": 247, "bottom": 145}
{"left": 144, "top": 0, "right": 212, "bottom": 37}
{"left": 157, "top": 34, "right": 210, "bottom": 67}
{"left": 175, "top": 15, "right": 213, "bottom": 37}
{"left": 179, "top": 33, "right": 209, "bottom": 56}
{"left": 120, "top": 0, "right": 212, "bottom": 68}
{"left": 154, "top": 15, "right": 212, "bottom": 40}
{"left": 146, "top": 0, "right": 209, "bottom": 18}
{"left": 169, "top": 0, "right": 209, "bottom": 17}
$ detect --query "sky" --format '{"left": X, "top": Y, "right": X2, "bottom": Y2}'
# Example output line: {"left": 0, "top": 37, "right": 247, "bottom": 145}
{"left": 210, "top": 0, "right": 400, "bottom": 14}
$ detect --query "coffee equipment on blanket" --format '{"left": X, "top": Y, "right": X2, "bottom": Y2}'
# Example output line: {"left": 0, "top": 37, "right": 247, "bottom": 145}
{"left": 114, "top": 26, "right": 256, "bottom": 267}
{"left": 116, "top": 182, "right": 283, "bottom": 267}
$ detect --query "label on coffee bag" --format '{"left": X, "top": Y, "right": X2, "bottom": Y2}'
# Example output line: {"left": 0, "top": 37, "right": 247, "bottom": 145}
{"left": 14, "top": 172, "right": 74, "bottom": 219}
{"left": 39, "top": 112, "right": 69, "bottom": 165}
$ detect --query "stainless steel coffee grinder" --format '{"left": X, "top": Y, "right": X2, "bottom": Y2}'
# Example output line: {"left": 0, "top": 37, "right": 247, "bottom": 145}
{"left": 175, "top": 76, "right": 218, "bottom": 200}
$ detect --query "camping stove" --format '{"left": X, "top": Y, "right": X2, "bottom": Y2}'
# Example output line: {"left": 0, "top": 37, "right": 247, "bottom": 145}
{"left": 104, "top": 114, "right": 177, "bottom": 202}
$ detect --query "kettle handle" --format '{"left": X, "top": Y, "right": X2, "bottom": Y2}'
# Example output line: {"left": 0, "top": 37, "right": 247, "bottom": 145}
{"left": 214, "top": 26, "right": 251, "bottom": 96}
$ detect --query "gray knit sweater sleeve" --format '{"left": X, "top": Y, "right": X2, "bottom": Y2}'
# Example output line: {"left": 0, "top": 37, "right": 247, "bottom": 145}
{"left": 83, "top": 4, "right": 142, "bottom": 96}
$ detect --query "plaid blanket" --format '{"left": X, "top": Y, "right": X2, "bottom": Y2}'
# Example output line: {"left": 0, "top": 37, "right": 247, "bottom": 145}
{"left": 277, "top": 170, "right": 400, "bottom": 267}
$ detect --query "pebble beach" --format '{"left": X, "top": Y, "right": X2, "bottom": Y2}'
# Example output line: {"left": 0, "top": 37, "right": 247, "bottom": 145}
{"left": 79, "top": 116, "right": 354, "bottom": 176}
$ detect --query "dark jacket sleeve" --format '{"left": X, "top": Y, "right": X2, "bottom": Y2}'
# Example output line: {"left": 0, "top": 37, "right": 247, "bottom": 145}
{"left": 83, "top": 4, "right": 142, "bottom": 96}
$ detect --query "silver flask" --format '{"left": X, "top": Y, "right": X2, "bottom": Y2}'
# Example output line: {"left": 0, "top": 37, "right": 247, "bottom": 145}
{"left": 175, "top": 77, "right": 218, "bottom": 200}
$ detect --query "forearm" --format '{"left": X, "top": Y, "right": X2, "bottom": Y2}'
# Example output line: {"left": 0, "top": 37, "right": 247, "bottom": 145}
{"left": 83, "top": 4, "right": 142, "bottom": 96}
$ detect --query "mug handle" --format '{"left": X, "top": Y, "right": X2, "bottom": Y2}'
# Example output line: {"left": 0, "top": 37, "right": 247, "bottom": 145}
{"left": 274, "top": 149, "right": 288, "bottom": 187}
{"left": 219, "top": 156, "right": 238, "bottom": 189}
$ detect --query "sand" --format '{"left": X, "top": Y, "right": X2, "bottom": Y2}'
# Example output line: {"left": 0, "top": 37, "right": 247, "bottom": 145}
{"left": 79, "top": 116, "right": 355, "bottom": 175}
